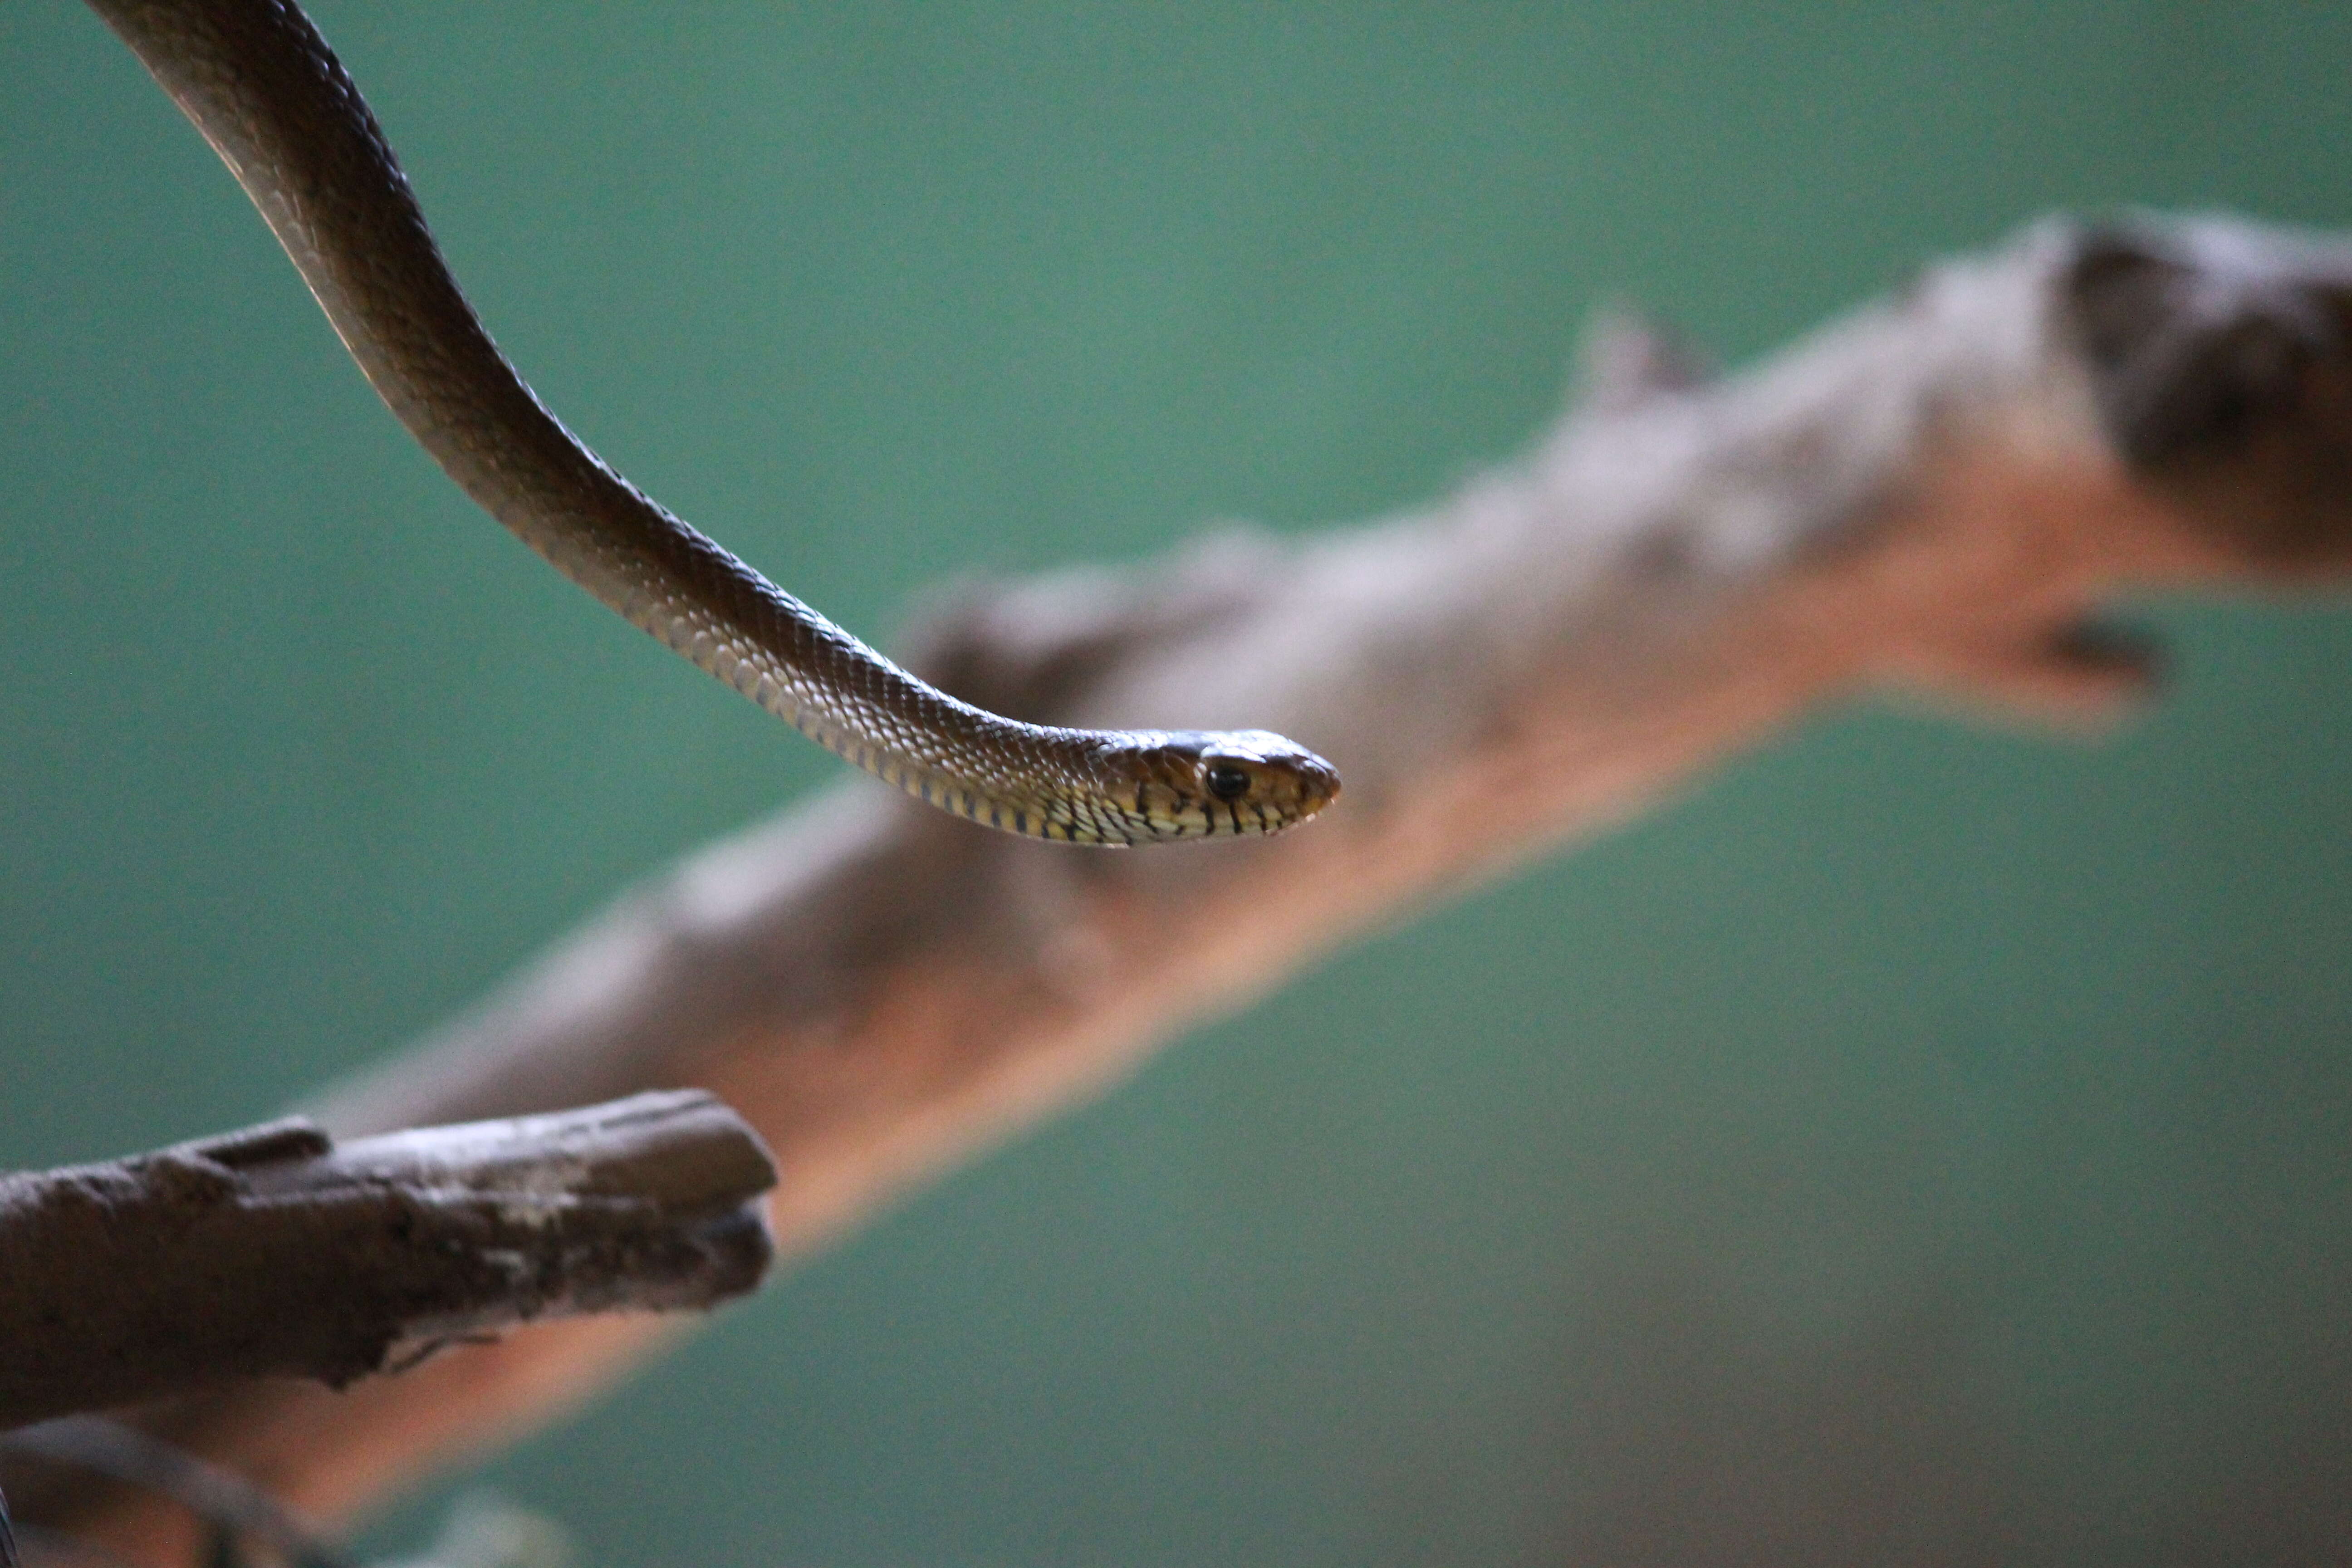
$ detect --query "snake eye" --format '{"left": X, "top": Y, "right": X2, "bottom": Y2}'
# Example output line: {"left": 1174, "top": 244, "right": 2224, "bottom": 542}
{"left": 1205, "top": 762, "right": 1251, "bottom": 802}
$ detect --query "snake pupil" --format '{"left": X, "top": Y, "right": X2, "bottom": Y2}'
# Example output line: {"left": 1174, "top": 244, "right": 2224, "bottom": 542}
{"left": 1205, "top": 763, "right": 1251, "bottom": 802}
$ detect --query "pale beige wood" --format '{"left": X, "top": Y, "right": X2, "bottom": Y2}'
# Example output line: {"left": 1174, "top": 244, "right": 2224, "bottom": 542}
{"left": 21, "top": 213, "right": 2352, "bottom": 1562}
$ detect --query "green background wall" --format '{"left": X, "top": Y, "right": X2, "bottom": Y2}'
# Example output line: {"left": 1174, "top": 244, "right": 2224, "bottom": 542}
{"left": 8, "top": 5, "right": 2352, "bottom": 1563}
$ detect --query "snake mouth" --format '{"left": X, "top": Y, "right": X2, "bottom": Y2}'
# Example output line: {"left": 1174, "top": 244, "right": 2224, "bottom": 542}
{"left": 1208, "top": 750, "right": 1340, "bottom": 832}
{"left": 1109, "top": 730, "right": 1340, "bottom": 840}
{"left": 887, "top": 731, "right": 1337, "bottom": 845}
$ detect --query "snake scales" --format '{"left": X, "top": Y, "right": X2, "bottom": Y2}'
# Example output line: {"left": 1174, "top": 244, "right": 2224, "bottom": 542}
{"left": 87, "top": 0, "right": 1339, "bottom": 845}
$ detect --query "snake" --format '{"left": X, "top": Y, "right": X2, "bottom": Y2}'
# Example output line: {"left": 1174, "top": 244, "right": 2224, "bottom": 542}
{"left": 86, "top": 0, "right": 1339, "bottom": 845}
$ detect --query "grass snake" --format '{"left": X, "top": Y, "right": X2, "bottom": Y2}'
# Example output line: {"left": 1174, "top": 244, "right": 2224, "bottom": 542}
{"left": 86, "top": 0, "right": 1341, "bottom": 846}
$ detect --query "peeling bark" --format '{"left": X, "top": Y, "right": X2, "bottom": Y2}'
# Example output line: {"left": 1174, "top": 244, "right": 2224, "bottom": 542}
{"left": 0, "top": 1092, "right": 776, "bottom": 1430}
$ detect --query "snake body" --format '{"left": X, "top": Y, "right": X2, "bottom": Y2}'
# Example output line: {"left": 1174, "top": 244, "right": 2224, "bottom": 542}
{"left": 88, "top": 0, "right": 1338, "bottom": 845}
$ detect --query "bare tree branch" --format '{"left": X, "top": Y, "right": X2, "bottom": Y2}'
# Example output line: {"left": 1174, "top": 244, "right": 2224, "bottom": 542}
{"left": 0, "top": 1092, "right": 777, "bottom": 1431}
{"left": 17, "top": 213, "right": 2352, "bottom": 1562}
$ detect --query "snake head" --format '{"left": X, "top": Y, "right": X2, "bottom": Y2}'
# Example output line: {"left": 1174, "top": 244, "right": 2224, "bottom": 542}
{"left": 1112, "top": 730, "right": 1341, "bottom": 841}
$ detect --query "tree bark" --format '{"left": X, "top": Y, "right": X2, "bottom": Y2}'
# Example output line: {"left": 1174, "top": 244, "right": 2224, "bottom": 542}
{"left": 16, "top": 212, "right": 2352, "bottom": 1561}
{"left": 0, "top": 1092, "right": 776, "bottom": 1430}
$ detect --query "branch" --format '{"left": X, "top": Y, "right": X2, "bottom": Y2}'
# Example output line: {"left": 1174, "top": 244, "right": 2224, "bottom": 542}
{"left": 18, "top": 212, "right": 2352, "bottom": 1560}
{"left": 0, "top": 1092, "right": 777, "bottom": 1431}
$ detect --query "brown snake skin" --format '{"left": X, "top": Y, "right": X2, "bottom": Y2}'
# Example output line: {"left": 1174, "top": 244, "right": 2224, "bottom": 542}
{"left": 86, "top": 0, "right": 1340, "bottom": 844}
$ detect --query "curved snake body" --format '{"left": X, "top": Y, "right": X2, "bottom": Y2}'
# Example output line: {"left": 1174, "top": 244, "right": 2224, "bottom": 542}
{"left": 88, "top": 0, "right": 1339, "bottom": 844}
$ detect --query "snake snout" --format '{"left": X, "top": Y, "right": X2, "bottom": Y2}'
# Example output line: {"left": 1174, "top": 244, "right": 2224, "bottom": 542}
{"left": 1109, "top": 730, "right": 1337, "bottom": 840}
{"left": 1192, "top": 731, "right": 1341, "bottom": 834}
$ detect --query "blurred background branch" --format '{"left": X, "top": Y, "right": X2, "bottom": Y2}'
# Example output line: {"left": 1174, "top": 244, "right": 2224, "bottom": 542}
{"left": 17, "top": 209, "right": 2352, "bottom": 1560}
{"left": 10, "top": 5, "right": 2352, "bottom": 1564}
